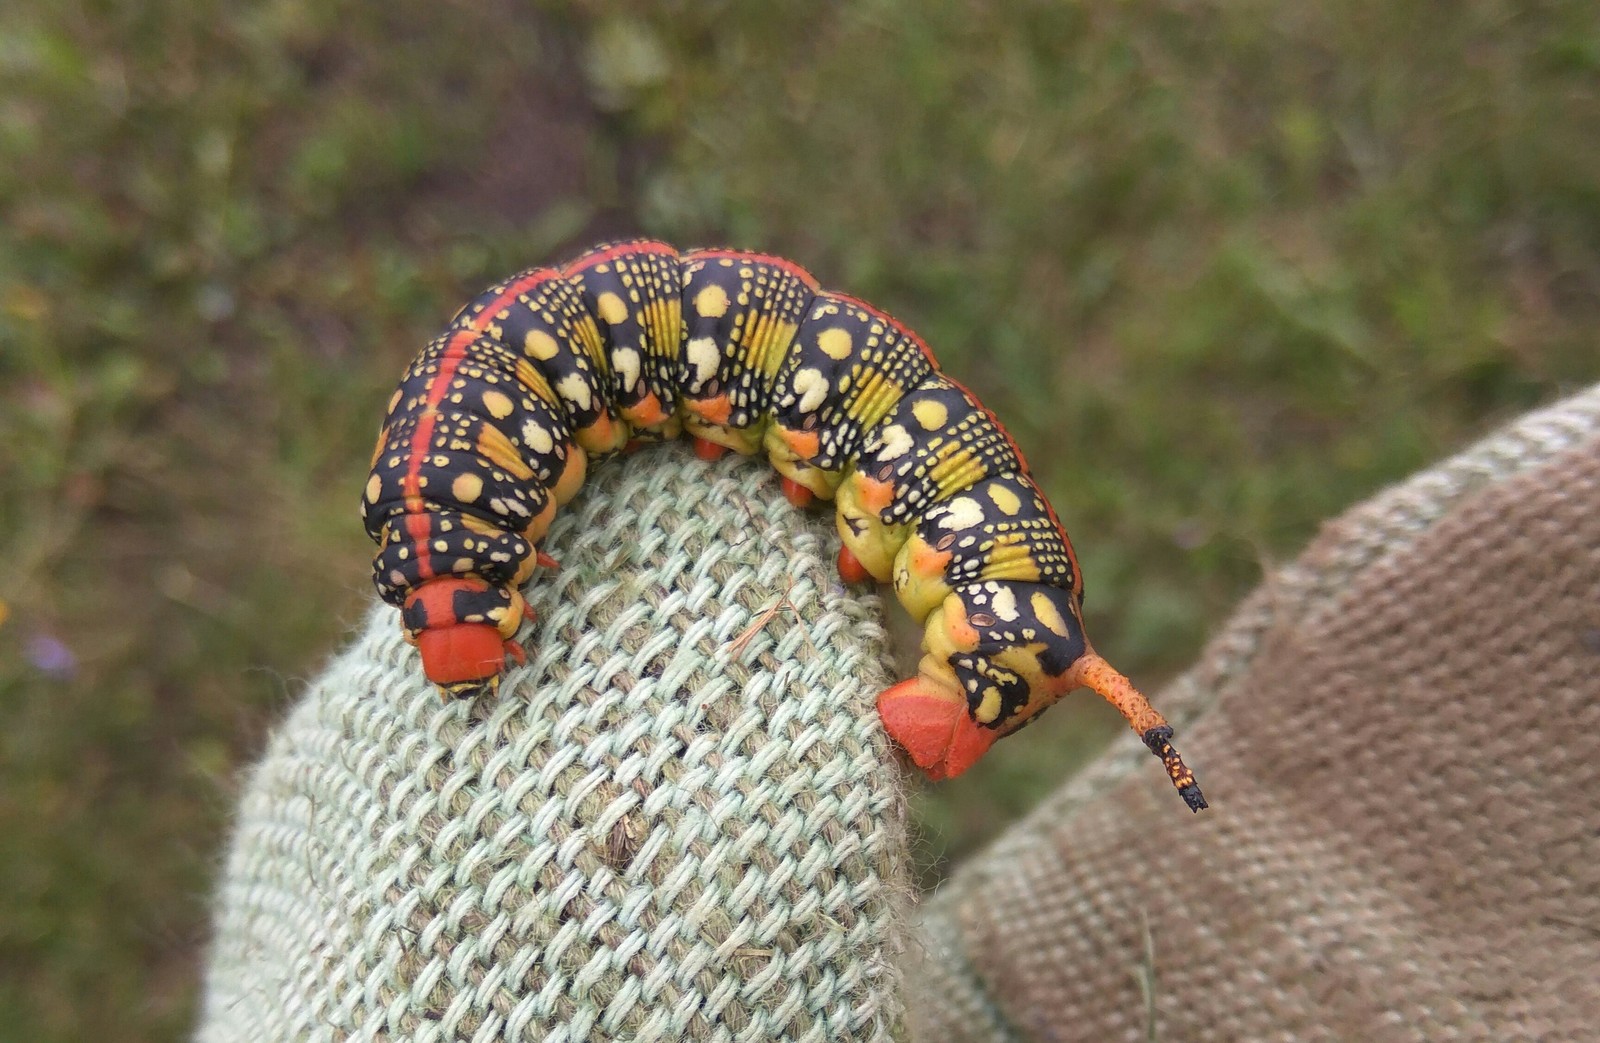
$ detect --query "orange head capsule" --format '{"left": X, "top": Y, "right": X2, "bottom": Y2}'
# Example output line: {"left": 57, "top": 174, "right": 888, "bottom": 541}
{"left": 417, "top": 624, "right": 509, "bottom": 693}
{"left": 403, "top": 577, "right": 527, "bottom": 699}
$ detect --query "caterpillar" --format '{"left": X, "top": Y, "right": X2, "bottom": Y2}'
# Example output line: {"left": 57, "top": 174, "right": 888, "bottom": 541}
{"left": 362, "top": 239, "right": 1206, "bottom": 812}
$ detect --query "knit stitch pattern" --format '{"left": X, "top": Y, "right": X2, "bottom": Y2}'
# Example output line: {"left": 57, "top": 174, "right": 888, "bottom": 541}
{"left": 903, "top": 383, "right": 1600, "bottom": 1042}
{"left": 197, "top": 445, "right": 914, "bottom": 1042}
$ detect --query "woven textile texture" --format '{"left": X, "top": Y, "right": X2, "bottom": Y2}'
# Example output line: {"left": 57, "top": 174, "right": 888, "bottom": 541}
{"left": 197, "top": 446, "right": 914, "bottom": 1042}
{"left": 904, "top": 382, "right": 1600, "bottom": 1043}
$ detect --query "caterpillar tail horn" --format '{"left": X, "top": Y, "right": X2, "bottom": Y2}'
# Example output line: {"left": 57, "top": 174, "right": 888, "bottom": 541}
{"left": 1071, "top": 653, "right": 1208, "bottom": 812}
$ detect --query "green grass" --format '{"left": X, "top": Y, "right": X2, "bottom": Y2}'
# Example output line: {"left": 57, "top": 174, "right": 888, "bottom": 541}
{"left": 2, "top": 0, "right": 1597, "bottom": 1038}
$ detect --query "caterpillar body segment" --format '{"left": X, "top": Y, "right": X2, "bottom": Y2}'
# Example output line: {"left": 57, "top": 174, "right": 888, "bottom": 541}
{"left": 764, "top": 292, "right": 940, "bottom": 501}
{"left": 363, "top": 238, "right": 1207, "bottom": 812}
{"left": 562, "top": 240, "right": 684, "bottom": 441}
{"left": 675, "top": 251, "right": 819, "bottom": 455}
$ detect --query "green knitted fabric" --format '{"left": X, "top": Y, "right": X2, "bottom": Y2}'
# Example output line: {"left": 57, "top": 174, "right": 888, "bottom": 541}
{"left": 197, "top": 446, "right": 914, "bottom": 1041}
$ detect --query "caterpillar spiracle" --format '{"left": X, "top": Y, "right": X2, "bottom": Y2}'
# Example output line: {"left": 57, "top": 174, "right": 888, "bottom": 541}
{"left": 362, "top": 240, "right": 1206, "bottom": 811}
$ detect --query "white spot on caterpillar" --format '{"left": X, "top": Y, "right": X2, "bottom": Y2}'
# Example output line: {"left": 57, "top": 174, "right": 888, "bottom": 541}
{"left": 878, "top": 424, "right": 913, "bottom": 460}
{"left": 522, "top": 420, "right": 554, "bottom": 454}
{"left": 992, "top": 586, "right": 1019, "bottom": 622}
{"left": 686, "top": 336, "right": 720, "bottom": 387}
{"left": 365, "top": 473, "right": 382, "bottom": 503}
{"left": 937, "top": 497, "right": 983, "bottom": 531}
{"left": 793, "top": 367, "right": 829, "bottom": 412}
{"left": 613, "top": 347, "right": 641, "bottom": 389}
{"left": 556, "top": 373, "right": 592, "bottom": 411}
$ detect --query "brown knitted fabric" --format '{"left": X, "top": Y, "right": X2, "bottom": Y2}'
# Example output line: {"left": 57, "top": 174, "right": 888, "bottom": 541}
{"left": 905, "top": 385, "right": 1600, "bottom": 1042}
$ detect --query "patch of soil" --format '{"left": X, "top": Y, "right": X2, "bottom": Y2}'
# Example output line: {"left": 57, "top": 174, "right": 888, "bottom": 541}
{"left": 404, "top": 13, "right": 656, "bottom": 249}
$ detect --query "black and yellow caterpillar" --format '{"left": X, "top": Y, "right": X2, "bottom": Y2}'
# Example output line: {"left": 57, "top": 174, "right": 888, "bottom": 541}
{"left": 362, "top": 240, "right": 1206, "bottom": 810}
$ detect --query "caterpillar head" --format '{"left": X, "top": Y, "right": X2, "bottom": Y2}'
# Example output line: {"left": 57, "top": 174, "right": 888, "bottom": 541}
{"left": 878, "top": 582, "right": 1090, "bottom": 779}
{"left": 402, "top": 577, "right": 526, "bottom": 699}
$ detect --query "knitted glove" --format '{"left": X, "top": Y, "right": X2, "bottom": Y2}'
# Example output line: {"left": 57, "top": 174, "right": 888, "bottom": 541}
{"left": 903, "top": 383, "right": 1600, "bottom": 1042}
{"left": 198, "top": 446, "right": 915, "bottom": 1042}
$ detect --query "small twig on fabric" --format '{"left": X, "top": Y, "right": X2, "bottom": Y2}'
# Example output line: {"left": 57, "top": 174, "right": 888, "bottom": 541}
{"left": 727, "top": 487, "right": 781, "bottom": 551}
{"left": 725, "top": 576, "right": 820, "bottom": 660}
{"left": 1135, "top": 909, "right": 1159, "bottom": 1043}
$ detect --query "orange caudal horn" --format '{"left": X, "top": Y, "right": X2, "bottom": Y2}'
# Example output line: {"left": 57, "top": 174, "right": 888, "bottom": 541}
{"left": 876, "top": 675, "right": 997, "bottom": 781}
{"left": 1072, "top": 652, "right": 1209, "bottom": 812}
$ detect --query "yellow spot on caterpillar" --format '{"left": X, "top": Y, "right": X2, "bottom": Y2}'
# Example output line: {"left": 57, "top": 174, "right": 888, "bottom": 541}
{"left": 387, "top": 388, "right": 403, "bottom": 414}
{"left": 596, "top": 292, "right": 628, "bottom": 324}
{"left": 976, "top": 686, "right": 1002, "bottom": 725}
{"left": 912, "top": 399, "right": 949, "bottom": 430}
{"left": 850, "top": 368, "right": 905, "bottom": 429}
{"left": 451, "top": 471, "right": 483, "bottom": 503}
{"left": 817, "top": 327, "right": 852, "bottom": 360}
{"left": 525, "top": 329, "right": 561, "bottom": 360}
{"left": 461, "top": 514, "right": 502, "bottom": 535}
{"left": 514, "top": 359, "right": 556, "bottom": 403}
{"left": 1032, "top": 590, "right": 1071, "bottom": 637}
{"left": 987, "top": 484, "right": 1022, "bottom": 515}
{"left": 794, "top": 367, "right": 829, "bottom": 412}
{"left": 992, "top": 585, "right": 1019, "bottom": 621}
{"left": 938, "top": 497, "right": 984, "bottom": 531}
{"left": 482, "top": 390, "right": 515, "bottom": 419}
{"left": 695, "top": 284, "right": 730, "bottom": 318}
{"left": 477, "top": 427, "right": 535, "bottom": 481}
{"left": 365, "top": 473, "right": 382, "bottom": 503}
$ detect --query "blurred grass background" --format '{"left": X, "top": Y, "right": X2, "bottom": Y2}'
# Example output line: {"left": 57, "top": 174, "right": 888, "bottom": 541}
{"left": 2, "top": 0, "right": 1597, "bottom": 1037}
